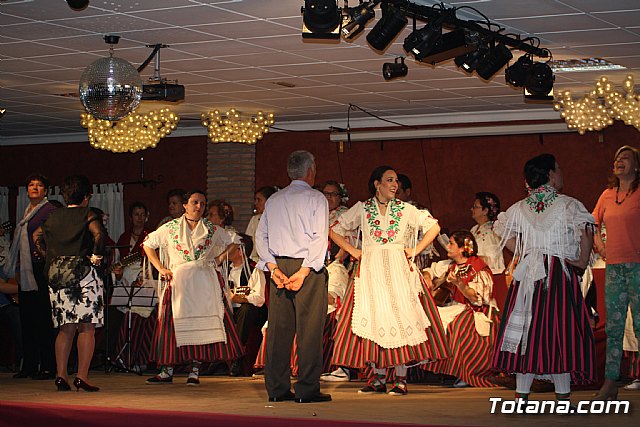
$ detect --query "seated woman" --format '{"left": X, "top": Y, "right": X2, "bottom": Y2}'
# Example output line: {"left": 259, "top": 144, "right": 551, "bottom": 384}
{"left": 109, "top": 201, "right": 156, "bottom": 371}
{"left": 423, "top": 230, "right": 499, "bottom": 388}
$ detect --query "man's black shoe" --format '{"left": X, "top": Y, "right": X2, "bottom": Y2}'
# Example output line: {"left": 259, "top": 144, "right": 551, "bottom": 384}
{"left": 268, "top": 390, "right": 295, "bottom": 402}
{"left": 295, "top": 392, "right": 332, "bottom": 403}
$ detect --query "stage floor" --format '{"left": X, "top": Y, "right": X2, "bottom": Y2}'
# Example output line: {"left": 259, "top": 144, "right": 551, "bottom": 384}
{"left": 0, "top": 372, "right": 638, "bottom": 426}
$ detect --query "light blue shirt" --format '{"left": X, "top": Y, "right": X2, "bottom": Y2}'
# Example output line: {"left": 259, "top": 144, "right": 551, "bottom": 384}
{"left": 256, "top": 180, "right": 329, "bottom": 272}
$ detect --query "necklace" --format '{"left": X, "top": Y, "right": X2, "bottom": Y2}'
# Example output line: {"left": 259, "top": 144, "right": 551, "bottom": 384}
{"left": 186, "top": 217, "right": 199, "bottom": 222}
{"left": 375, "top": 195, "right": 388, "bottom": 206}
{"left": 615, "top": 186, "right": 632, "bottom": 205}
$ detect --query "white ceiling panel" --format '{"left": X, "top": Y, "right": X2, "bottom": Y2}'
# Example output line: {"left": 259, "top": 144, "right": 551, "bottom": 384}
{"left": 1, "top": 0, "right": 639, "bottom": 140}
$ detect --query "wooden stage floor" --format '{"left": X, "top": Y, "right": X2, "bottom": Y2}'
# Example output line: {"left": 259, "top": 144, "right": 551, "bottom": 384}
{"left": 0, "top": 372, "right": 638, "bottom": 426}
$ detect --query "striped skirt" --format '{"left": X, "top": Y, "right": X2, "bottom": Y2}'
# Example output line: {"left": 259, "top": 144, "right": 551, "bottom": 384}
{"left": 331, "top": 268, "right": 450, "bottom": 369}
{"left": 150, "top": 286, "right": 244, "bottom": 366}
{"left": 115, "top": 310, "right": 158, "bottom": 367}
{"left": 254, "top": 311, "right": 338, "bottom": 376}
{"left": 424, "top": 305, "right": 500, "bottom": 387}
{"left": 492, "top": 256, "right": 596, "bottom": 384}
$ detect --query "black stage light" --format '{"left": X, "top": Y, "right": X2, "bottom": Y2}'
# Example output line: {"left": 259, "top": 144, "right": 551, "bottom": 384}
{"left": 505, "top": 54, "right": 533, "bottom": 87}
{"left": 382, "top": 57, "right": 408, "bottom": 80}
{"left": 342, "top": 1, "right": 377, "bottom": 40}
{"left": 302, "top": 0, "right": 342, "bottom": 40}
{"left": 67, "top": 0, "right": 89, "bottom": 10}
{"left": 403, "top": 22, "right": 443, "bottom": 61}
{"left": 366, "top": 2, "right": 407, "bottom": 51}
{"left": 524, "top": 62, "right": 554, "bottom": 101}
{"left": 418, "top": 29, "right": 478, "bottom": 65}
{"left": 475, "top": 42, "right": 513, "bottom": 80}
{"left": 453, "top": 31, "right": 489, "bottom": 74}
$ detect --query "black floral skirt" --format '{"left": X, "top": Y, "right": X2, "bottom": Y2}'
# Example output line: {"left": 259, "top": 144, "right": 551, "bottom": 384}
{"left": 49, "top": 268, "right": 104, "bottom": 328}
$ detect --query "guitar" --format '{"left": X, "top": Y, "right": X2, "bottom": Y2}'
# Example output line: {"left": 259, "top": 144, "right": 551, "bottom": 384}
{"left": 431, "top": 264, "right": 472, "bottom": 306}
{"left": 110, "top": 251, "right": 144, "bottom": 272}
{"left": 233, "top": 285, "right": 252, "bottom": 296}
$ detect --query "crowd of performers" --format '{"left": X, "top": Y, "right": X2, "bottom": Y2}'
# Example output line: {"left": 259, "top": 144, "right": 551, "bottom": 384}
{"left": 1, "top": 146, "right": 639, "bottom": 403}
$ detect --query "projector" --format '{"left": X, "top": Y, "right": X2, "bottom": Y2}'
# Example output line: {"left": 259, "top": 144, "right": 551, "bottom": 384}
{"left": 141, "top": 82, "right": 185, "bottom": 102}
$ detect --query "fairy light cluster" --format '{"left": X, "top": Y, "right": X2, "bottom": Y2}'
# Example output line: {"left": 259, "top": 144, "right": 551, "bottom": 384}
{"left": 554, "top": 74, "right": 639, "bottom": 135}
{"left": 80, "top": 108, "right": 179, "bottom": 153}
{"left": 201, "top": 109, "right": 275, "bottom": 144}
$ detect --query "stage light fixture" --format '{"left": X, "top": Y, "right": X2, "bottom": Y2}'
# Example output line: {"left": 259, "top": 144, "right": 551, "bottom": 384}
{"left": 383, "top": 57, "right": 408, "bottom": 80}
{"left": 0, "top": 108, "right": 5, "bottom": 119}
{"left": 454, "top": 42, "right": 489, "bottom": 74}
{"left": 342, "top": 1, "right": 378, "bottom": 40}
{"left": 67, "top": 0, "right": 89, "bottom": 11}
{"left": 366, "top": 1, "right": 407, "bottom": 51}
{"left": 403, "top": 21, "right": 443, "bottom": 61}
{"left": 524, "top": 62, "right": 555, "bottom": 101}
{"left": 505, "top": 54, "right": 533, "bottom": 88}
{"left": 302, "top": 0, "right": 342, "bottom": 40}
{"left": 418, "top": 29, "right": 478, "bottom": 65}
{"left": 475, "top": 42, "right": 513, "bottom": 80}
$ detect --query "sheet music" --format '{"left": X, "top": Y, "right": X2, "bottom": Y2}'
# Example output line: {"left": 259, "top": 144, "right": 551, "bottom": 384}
{"left": 111, "top": 264, "right": 157, "bottom": 308}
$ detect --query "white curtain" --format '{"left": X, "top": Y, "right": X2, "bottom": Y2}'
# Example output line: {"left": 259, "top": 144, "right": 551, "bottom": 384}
{"left": 0, "top": 186, "right": 8, "bottom": 225}
{"left": 16, "top": 182, "right": 124, "bottom": 240}
{"left": 92, "top": 183, "right": 125, "bottom": 241}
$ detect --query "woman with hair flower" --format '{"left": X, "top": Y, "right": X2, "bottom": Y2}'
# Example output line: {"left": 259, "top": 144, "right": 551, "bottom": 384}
{"left": 470, "top": 192, "right": 505, "bottom": 274}
{"left": 329, "top": 166, "right": 449, "bottom": 396}
{"left": 423, "top": 230, "right": 499, "bottom": 388}
{"left": 492, "top": 153, "right": 595, "bottom": 404}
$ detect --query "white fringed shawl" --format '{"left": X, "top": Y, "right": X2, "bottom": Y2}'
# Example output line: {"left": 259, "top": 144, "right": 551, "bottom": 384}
{"left": 494, "top": 192, "right": 594, "bottom": 354}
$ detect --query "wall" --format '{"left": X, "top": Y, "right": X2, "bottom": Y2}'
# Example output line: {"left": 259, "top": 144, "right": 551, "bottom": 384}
{"left": 1, "top": 122, "right": 639, "bottom": 236}
{"left": 0, "top": 136, "right": 208, "bottom": 231}
{"left": 255, "top": 122, "right": 640, "bottom": 232}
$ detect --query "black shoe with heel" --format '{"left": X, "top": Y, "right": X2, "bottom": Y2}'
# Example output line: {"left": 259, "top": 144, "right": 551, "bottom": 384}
{"left": 55, "top": 377, "right": 71, "bottom": 391}
{"left": 73, "top": 377, "right": 99, "bottom": 392}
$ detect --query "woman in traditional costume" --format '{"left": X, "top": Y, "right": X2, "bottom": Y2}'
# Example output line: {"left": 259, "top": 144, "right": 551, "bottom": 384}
{"left": 330, "top": 166, "right": 449, "bottom": 396}
{"left": 492, "top": 153, "right": 595, "bottom": 403}
{"left": 143, "top": 190, "right": 243, "bottom": 386}
{"left": 470, "top": 192, "right": 505, "bottom": 274}
{"left": 423, "top": 230, "right": 499, "bottom": 388}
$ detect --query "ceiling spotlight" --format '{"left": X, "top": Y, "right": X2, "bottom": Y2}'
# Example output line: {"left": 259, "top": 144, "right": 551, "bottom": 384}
{"left": 67, "top": 0, "right": 89, "bottom": 11}
{"left": 0, "top": 108, "right": 5, "bottom": 119}
{"left": 524, "top": 62, "right": 555, "bottom": 101}
{"left": 403, "top": 21, "right": 443, "bottom": 61}
{"left": 366, "top": 1, "right": 407, "bottom": 51}
{"left": 475, "top": 42, "right": 513, "bottom": 80}
{"left": 302, "top": 0, "right": 342, "bottom": 40}
{"left": 383, "top": 57, "right": 408, "bottom": 80}
{"left": 505, "top": 55, "right": 534, "bottom": 87}
{"left": 342, "top": 1, "right": 378, "bottom": 40}
{"left": 453, "top": 31, "right": 490, "bottom": 74}
{"left": 418, "top": 29, "right": 478, "bottom": 65}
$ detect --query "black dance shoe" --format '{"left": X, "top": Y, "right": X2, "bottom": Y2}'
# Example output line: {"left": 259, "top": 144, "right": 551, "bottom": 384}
{"left": 73, "top": 377, "right": 100, "bottom": 392}
{"left": 268, "top": 390, "right": 295, "bottom": 402}
{"left": 55, "top": 377, "right": 71, "bottom": 391}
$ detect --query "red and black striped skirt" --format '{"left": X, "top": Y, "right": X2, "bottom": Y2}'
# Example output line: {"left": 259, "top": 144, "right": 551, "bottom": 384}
{"left": 491, "top": 256, "right": 596, "bottom": 384}
{"left": 425, "top": 304, "right": 500, "bottom": 387}
{"left": 331, "top": 271, "right": 450, "bottom": 369}
{"left": 150, "top": 285, "right": 244, "bottom": 366}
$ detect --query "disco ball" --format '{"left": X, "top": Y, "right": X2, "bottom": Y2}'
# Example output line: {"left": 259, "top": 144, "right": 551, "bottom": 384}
{"left": 79, "top": 56, "right": 143, "bottom": 121}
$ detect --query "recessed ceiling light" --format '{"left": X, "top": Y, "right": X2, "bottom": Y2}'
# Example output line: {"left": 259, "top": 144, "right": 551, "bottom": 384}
{"left": 549, "top": 57, "right": 626, "bottom": 73}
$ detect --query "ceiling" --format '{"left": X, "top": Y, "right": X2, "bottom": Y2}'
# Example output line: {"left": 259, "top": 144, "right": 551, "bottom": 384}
{"left": 1, "top": 0, "right": 639, "bottom": 144}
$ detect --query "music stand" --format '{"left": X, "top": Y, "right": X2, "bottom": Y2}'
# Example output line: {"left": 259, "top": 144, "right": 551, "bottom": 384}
{"left": 107, "top": 273, "right": 157, "bottom": 375}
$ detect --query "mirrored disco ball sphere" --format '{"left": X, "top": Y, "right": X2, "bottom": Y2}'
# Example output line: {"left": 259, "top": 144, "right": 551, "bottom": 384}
{"left": 79, "top": 57, "right": 143, "bottom": 121}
